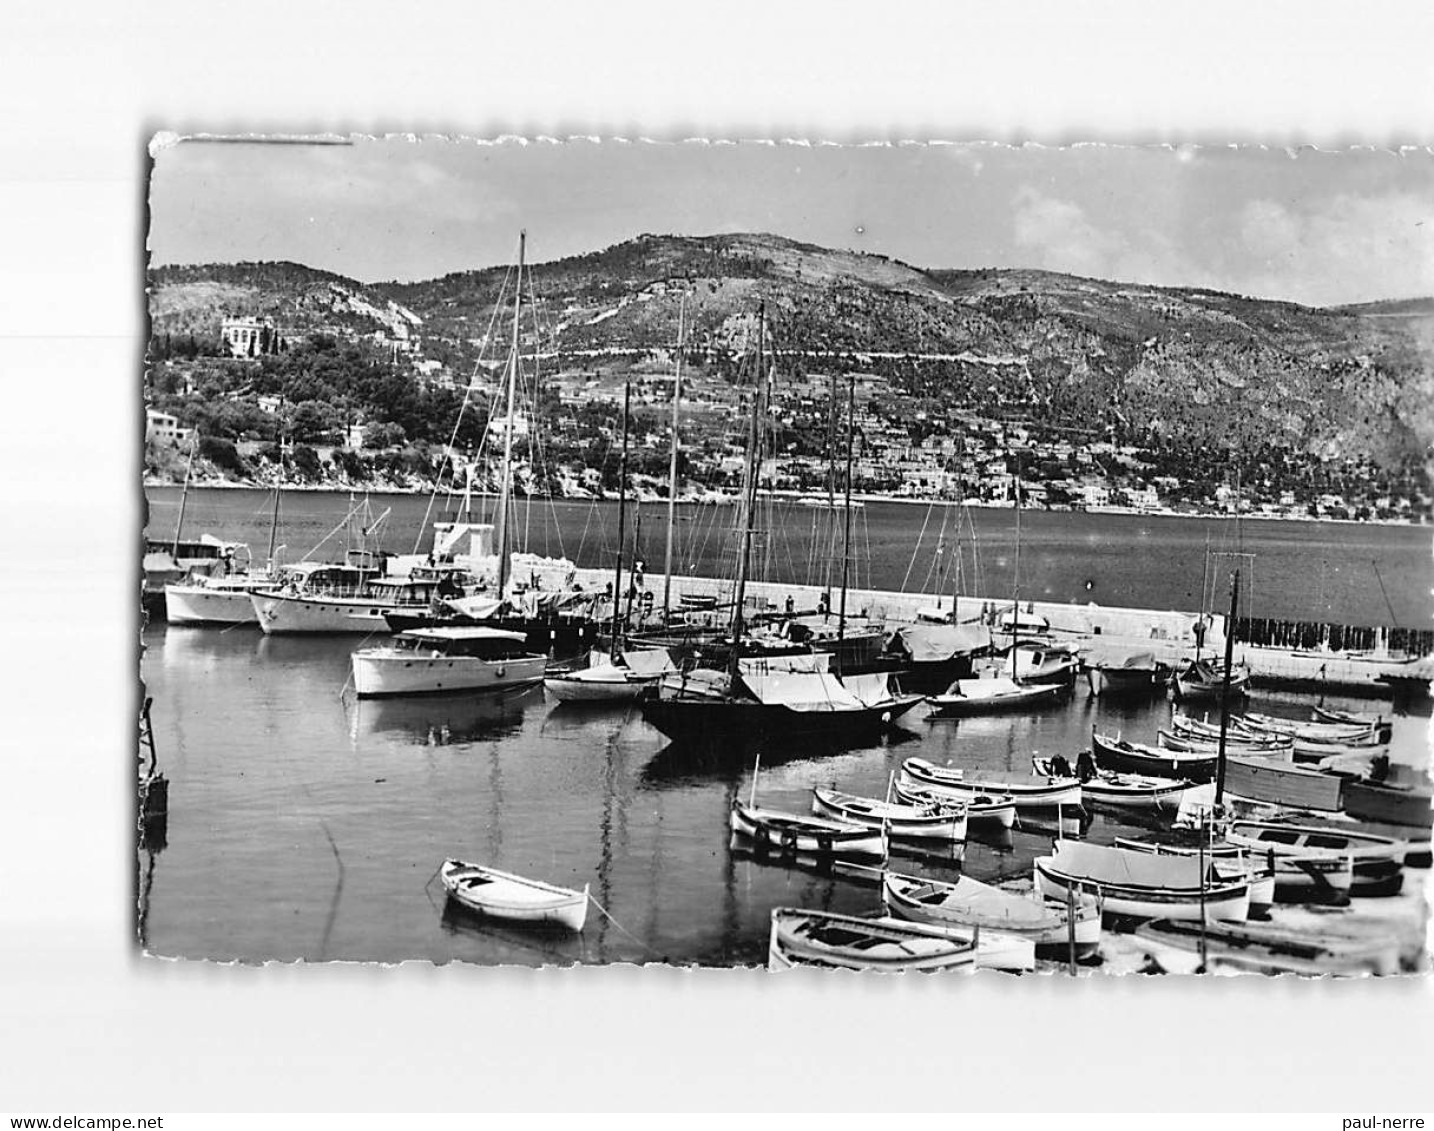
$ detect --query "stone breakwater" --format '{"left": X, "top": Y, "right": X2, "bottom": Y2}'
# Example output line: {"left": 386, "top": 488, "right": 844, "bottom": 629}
{"left": 574, "top": 567, "right": 1429, "bottom": 695}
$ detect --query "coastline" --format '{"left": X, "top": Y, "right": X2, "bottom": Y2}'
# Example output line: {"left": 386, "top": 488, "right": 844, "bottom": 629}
{"left": 141, "top": 476, "right": 1431, "bottom": 528}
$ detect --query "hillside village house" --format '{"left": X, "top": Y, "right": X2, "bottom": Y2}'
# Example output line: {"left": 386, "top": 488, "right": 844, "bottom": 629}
{"left": 146, "top": 408, "right": 194, "bottom": 448}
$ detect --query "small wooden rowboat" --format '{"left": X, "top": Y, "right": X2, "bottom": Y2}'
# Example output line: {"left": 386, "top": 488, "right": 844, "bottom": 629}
{"left": 1171, "top": 657, "right": 1250, "bottom": 703}
{"left": 1033, "top": 840, "right": 1252, "bottom": 922}
{"left": 439, "top": 859, "right": 589, "bottom": 931}
{"left": 811, "top": 786, "right": 968, "bottom": 845}
{"left": 1032, "top": 757, "right": 1194, "bottom": 810}
{"left": 1134, "top": 917, "right": 1402, "bottom": 977}
{"left": 901, "top": 757, "right": 1081, "bottom": 809}
{"left": 1091, "top": 731, "right": 1221, "bottom": 783}
{"left": 1226, "top": 821, "right": 1406, "bottom": 898}
{"left": 730, "top": 800, "right": 888, "bottom": 860}
{"left": 1111, "top": 838, "right": 1277, "bottom": 915}
{"left": 766, "top": 908, "right": 978, "bottom": 973}
{"left": 893, "top": 780, "right": 1018, "bottom": 829}
{"left": 882, "top": 870, "right": 1101, "bottom": 961}
{"left": 1312, "top": 706, "right": 1393, "bottom": 743}
{"left": 926, "top": 676, "right": 1065, "bottom": 718}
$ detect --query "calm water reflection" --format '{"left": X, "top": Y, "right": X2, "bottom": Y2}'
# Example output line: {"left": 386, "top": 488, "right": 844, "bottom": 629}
{"left": 139, "top": 620, "right": 1425, "bottom": 967}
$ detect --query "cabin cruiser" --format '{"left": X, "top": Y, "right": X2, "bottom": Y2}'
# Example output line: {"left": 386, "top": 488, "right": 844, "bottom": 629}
{"left": 351, "top": 627, "right": 546, "bottom": 697}
{"left": 249, "top": 562, "right": 475, "bottom": 634}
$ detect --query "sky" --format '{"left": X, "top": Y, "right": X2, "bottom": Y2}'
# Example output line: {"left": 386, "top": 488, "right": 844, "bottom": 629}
{"left": 147, "top": 137, "right": 1434, "bottom": 308}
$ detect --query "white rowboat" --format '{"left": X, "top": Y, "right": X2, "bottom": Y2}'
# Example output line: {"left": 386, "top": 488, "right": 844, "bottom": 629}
{"left": 439, "top": 859, "right": 589, "bottom": 931}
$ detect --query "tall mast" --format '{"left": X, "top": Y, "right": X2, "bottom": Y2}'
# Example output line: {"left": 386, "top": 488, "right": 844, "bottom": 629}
{"left": 611, "top": 381, "right": 631, "bottom": 662}
{"left": 494, "top": 230, "right": 525, "bottom": 600}
{"left": 1198, "top": 532, "right": 1211, "bottom": 663}
{"left": 1010, "top": 449, "right": 1021, "bottom": 677}
{"left": 265, "top": 481, "right": 281, "bottom": 570}
{"left": 171, "top": 434, "right": 197, "bottom": 556}
{"left": 837, "top": 370, "right": 856, "bottom": 664}
{"left": 663, "top": 295, "right": 685, "bottom": 623}
{"left": 1214, "top": 569, "right": 1241, "bottom": 808}
{"left": 728, "top": 305, "right": 765, "bottom": 686}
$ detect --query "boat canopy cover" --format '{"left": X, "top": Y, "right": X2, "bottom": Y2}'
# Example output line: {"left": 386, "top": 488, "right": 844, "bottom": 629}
{"left": 619, "top": 648, "right": 676, "bottom": 676}
{"left": 1083, "top": 644, "right": 1158, "bottom": 671}
{"left": 950, "top": 676, "right": 1027, "bottom": 698}
{"left": 738, "top": 653, "right": 832, "bottom": 674}
{"left": 1050, "top": 840, "right": 1209, "bottom": 888}
{"left": 891, "top": 623, "right": 989, "bottom": 663}
{"left": 740, "top": 671, "right": 868, "bottom": 711}
{"left": 443, "top": 595, "right": 505, "bottom": 620}
{"left": 840, "top": 671, "right": 896, "bottom": 707}
{"left": 398, "top": 627, "right": 530, "bottom": 644}
{"left": 889, "top": 873, "right": 1053, "bottom": 927}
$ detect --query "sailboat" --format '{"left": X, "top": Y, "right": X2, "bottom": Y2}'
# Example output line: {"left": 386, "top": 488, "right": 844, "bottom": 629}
{"left": 1173, "top": 531, "right": 1251, "bottom": 703}
{"left": 382, "top": 233, "right": 599, "bottom": 658}
{"left": 640, "top": 307, "right": 922, "bottom": 744}
{"left": 545, "top": 381, "right": 673, "bottom": 702}
{"left": 142, "top": 436, "right": 246, "bottom": 617}
{"left": 927, "top": 455, "right": 1069, "bottom": 716}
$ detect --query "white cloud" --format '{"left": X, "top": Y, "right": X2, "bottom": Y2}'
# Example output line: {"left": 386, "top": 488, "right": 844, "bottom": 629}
{"left": 1234, "top": 192, "right": 1434, "bottom": 306}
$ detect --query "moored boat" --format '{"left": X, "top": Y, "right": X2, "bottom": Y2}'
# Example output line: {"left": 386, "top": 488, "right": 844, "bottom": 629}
{"left": 1033, "top": 840, "right": 1252, "bottom": 922}
{"left": 1226, "top": 820, "right": 1406, "bottom": 898}
{"left": 1222, "top": 755, "right": 1345, "bottom": 813}
{"left": 1338, "top": 777, "right": 1433, "bottom": 833}
{"left": 882, "top": 870, "right": 1101, "bottom": 960}
{"left": 766, "top": 908, "right": 978, "bottom": 973}
{"left": 1134, "top": 917, "right": 1402, "bottom": 977}
{"left": 544, "top": 648, "right": 674, "bottom": 703}
{"left": 1091, "top": 730, "right": 1220, "bottom": 783}
{"left": 900, "top": 757, "right": 1081, "bottom": 809}
{"left": 1312, "top": 706, "right": 1393, "bottom": 744}
{"left": 1032, "top": 756, "right": 1194, "bottom": 810}
{"left": 1111, "top": 838, "right": 1277, "bottom": 916}
{"left": 811, "top": 786, "right": 967, "bottom": 845}
{"left": 1082, "top": 644, "right": 1172, "bottom": 698}
{"left": 730, "top": 800, "right": 888, "bottom": 861}
{"left": 892, "top": 780, "right": 1017, "bottom": 829}
{"left": 926, "top": 675, "right": 1065, "bottom": 718}
{"left": 643, "top": 669, "right": 923, "bottom": 744}
{"left": 439, "top": 858, "right": 589, "bottom": 931}
{"left": 351, "top": 627, "right": 547, "bottom": 698}
{"left": 164, "top": 571, "right": 272, "bottom": 626}
{"left": 1172, "top": 656, "right": 1250, "bottom": 703}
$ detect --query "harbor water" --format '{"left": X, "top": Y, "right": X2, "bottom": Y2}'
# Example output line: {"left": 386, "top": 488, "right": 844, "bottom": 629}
{"left": 138, "top": 490, "right": 1432, "bottom": 967}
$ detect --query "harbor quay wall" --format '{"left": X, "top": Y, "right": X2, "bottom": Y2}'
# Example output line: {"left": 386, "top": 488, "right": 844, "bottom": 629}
{"left": 566, "top": 567, "right": 1421, "bottom": 694}
{"left": 570, "top": 567, "right": 1207, "bottom": 656}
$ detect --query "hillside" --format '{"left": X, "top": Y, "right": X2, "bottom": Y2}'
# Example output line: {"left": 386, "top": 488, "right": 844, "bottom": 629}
{"left": 146, "top": 233, "right": 1434, "bottom": 473}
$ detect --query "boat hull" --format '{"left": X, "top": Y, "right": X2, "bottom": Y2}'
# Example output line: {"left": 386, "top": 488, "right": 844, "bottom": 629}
{"left": 1339, "top": 779, "right": 1433, "bottom": 830}
{"left": 641, "top": 695, "right": 922, "bottom": 744}
{"left": 767, "top": 909, "right": 978, "bottom": 973}
{"left": 810, "top": 789, "right": 967, "bottom": 846}
{"left": 252, "top": 591, "right": 413, "bottom": 634}
{"left": 1135, "top": 918, "right": 1401, "bottom": 977}
{"left": 901, "top": 759, "right": 1082, "bottom": 809}
{"left": 543, "top": 672, "right": 659, "bottom": 703}
{"left": 730, "top": 802, "right": 887, "bottom": 860}
{"left": 892, "top": 781, "right": 1018, "bottom": 828}
{"left": 352, "top": 653, "right": 547, "bottom": 698}
{"left": 1092, "top": 731, "right": 1219, "bottom": 783}
{"left": 926, "top": 682, "right": 1065, "bottom": 717}
{"left": 439, "top": 860, "right": 589, "bottom": 931}
{"left": 1035, "top": 858, "right": 1251, "bottom": 922}
{"left": 164, "top": 582, "right": 262, "bottom": 626}
{"left": 386, "top": 611, "right": 600, "bottom": 659}
{"left": 882, "top": 873, "right": 1101, "bottom": 960}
